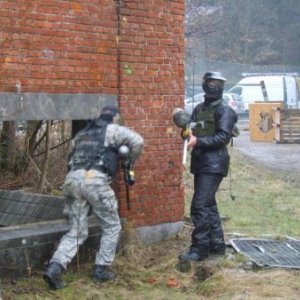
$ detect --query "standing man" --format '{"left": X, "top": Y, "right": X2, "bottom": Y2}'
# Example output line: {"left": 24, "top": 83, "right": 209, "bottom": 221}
{"left": 179, "top": 72, "right": 238, "bottom": 262}
{"left": 43, "top": 105, "right": 144, "bottom": 290}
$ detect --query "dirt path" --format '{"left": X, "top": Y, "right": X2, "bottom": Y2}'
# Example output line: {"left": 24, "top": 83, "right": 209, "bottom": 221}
{"left": 233, "top": 121, "right": 300, "bottom": 176}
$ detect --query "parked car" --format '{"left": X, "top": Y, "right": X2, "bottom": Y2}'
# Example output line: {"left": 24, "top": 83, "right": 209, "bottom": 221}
{"left": 184, "top": 92, "right": 245, "bottom": 115}
{"left": 185, "top": 85, "right": 203, "bottom": 98}
{"left": 227, "top": 75, "right": 299, "bottom": 111}
{"left": 184, "top": 93, "right": 204, "bottom": 115}
{"left": 222, "top": 93, "right": 245, "bottom": 114}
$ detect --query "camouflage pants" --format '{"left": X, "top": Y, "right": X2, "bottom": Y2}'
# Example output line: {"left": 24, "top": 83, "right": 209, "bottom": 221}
{"left": 51, "top": 170, "right": 121, "bottom": 269}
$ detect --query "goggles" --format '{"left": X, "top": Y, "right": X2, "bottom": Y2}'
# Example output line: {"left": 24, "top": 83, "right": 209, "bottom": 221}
{"left": 206, "top": 79, "right": 225, "bottom": 89}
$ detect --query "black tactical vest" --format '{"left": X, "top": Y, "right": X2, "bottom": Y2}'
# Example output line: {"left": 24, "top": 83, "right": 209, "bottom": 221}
{"left": 69, "top": 124, "right": 118, "bottom": 176}
{"left": 192, "top": 99, "right": 223, "bottom": 137}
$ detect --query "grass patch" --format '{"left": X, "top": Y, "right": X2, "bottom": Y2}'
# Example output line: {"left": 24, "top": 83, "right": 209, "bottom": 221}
{"left": 219, "top": 148, "right": 300, "bottom": 238}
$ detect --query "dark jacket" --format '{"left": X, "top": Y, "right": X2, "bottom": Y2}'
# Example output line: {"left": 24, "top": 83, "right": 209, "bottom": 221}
{"left": 190, "top": 98, "right": 238, "bottom": 176}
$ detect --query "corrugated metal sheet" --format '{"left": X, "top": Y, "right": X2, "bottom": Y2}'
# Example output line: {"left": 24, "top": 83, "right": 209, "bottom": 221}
{"left": 0, "top": 190, "right": 65, "bottom": 226}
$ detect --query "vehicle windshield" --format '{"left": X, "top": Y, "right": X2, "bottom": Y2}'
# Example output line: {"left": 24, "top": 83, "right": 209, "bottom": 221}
{"left": 185, "top": 93, "right": 204, "bottom": 104}
{"left": 223, "top": 95, "right": 230, "bottom": 102}
{"left": 228, "top": 86, "right": 242, "bottom": 96}
{"left": 230, "top": 93, "right": 242, "bottom": 101}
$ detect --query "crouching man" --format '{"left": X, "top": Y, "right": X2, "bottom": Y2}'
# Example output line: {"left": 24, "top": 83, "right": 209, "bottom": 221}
{"left": 43, "top": 106, "right": 144, "bottom": 290}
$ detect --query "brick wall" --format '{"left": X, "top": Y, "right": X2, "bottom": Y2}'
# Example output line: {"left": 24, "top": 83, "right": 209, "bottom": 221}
{"left": 0, "top": 0, "right": 185, "bottom": 227}
{"left": 0, "top": 0, "right": 118, "bottom": 94}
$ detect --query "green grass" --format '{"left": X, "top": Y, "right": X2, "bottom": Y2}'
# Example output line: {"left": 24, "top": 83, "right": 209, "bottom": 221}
{"left": 219, "top": 148, "right": 300, "bottom": 238}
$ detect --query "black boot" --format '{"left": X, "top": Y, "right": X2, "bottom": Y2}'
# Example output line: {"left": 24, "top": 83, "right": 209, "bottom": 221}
{"left": 210, "top": 243, "right": 226, "bottom": 255}
{"left": 43, "top": 262, "right": 66, "bottom": 290}
{"left": 92, "top": 265, "right": 116, "bottom": 282}
{"left": 178, "top": 250, "right": 209, "bottom": 262}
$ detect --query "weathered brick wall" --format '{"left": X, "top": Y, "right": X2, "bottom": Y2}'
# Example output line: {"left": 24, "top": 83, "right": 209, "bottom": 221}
{"left": 0, "top": 0, "right": 118, "bottom": 94}
{"left": 116, "top": 0, "right": 185, "bottom": 227}
{"left": 0, "top": 0, "right": 185, "bottom": 228}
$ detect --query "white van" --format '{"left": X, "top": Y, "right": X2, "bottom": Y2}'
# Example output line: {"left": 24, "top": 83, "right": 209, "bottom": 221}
{"left": 227, "top": 75, "right": 299, "bottom": 111}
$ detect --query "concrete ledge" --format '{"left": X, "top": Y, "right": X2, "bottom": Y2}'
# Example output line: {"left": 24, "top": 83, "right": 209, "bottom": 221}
{"left": 135, "top": 221, "right": 184, "bottom": 245}
{"left": 0, "top": 92, "right": 117, "bottom": 120}
{"left": 0, "top": 189, "right": 185, "bottom": 277}
{"left": 0, "top": 218, "right": 185, "bottom": 277}
{"left": 0, "top": 217, "right": 102, "bottom": 277}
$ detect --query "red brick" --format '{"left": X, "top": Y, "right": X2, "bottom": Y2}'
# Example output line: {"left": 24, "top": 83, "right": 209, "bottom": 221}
{"left": 1, "top": 0, "right": 185, "bottom": 228}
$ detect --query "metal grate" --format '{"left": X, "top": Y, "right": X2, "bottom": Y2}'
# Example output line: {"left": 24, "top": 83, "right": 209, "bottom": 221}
{"left": 230, "top": 238, "right": 300, "bottom": 269}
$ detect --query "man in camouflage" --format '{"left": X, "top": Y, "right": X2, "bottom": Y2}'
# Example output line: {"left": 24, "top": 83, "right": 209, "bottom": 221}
{"left": 43, "top": 105, "right": 144, "bottom": 290}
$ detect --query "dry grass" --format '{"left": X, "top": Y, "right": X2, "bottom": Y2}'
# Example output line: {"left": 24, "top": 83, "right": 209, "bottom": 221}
{"left": 2, "top": 139, "right": 300, "bottom": 299}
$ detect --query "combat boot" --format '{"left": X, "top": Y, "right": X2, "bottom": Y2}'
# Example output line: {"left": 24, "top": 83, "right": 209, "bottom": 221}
{"left": 92, "top": 265, "right": 116, "bottom": 282}
{"left": 43, "top": 262, "right": 66, "bottom": 290}
{"left": 178, "top": 250, "right": 209, "bottom": 262}
{"left": 210, "top": 243, "right": 226, "bottom": 256}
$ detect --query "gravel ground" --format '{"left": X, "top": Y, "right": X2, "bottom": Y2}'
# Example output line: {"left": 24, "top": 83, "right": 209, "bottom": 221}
{"left": 234, "top": 120, "right": 300, "bottom": 177}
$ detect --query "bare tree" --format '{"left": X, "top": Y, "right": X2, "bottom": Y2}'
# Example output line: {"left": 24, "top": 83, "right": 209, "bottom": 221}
{"left": 0, "top": 121, "right": 16, "bottom": 171}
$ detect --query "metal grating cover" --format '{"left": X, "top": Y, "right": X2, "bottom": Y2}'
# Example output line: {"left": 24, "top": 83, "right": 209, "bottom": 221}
{"left": 230, "top": 238, "right": 300, "bottom": 269}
